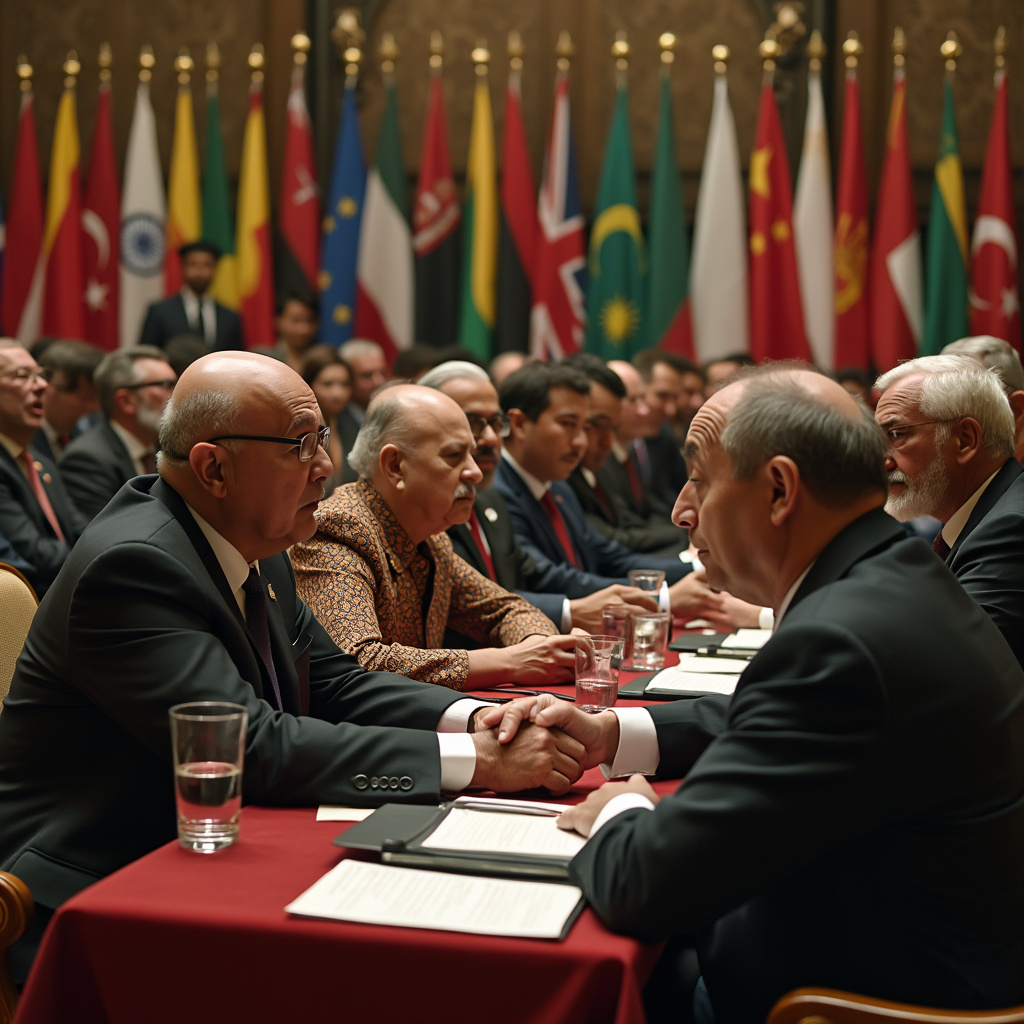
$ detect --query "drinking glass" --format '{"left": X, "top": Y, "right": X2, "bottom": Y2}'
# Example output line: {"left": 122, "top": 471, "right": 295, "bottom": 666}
{"left": 575, "top": 635, "right": 624, "bottom": 713}
{"left": 629, "top": 612, "right": 671, "bottom": 671}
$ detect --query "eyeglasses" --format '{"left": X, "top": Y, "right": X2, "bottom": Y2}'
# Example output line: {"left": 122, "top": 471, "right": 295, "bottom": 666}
{"left": 123, "top": 379, "right": 177, "bottom": 391}
{"left": 882, "top": 419, "right": 953, "bottom": 451}
{"left": 0, "top": 367, "right": 51, "bottom": 386}
{"left": 206, "top": 425, "right": 331, "bottom": 462}
{"left": 465, "top": 412, "right": 511, "bottom": 440}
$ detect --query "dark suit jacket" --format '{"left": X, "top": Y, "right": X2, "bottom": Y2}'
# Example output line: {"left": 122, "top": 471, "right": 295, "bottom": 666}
{"left": 493, "top": 459, "right": 690, "bottom": 584}
{"left": 570, "top": 509, "right": 1024, "bottom": 1021}
{"left": 603, "top": 444, "right": 672, "bottom": 519}
{"left": 0, "top": 444, "right": 86, "bottom": 595}
{"left": 641, "top": 427, "right": 688, "bottom": 512}
{"left": 336, "top": 406, "right": 362, "bottom": 484}
{"left": 0, "top": 475, "right": 466, "bottom": 914}
{"left": 943, "top": 459, "right": 1024, "bottom": 668}
{"left": 138, "top": 294, "right": 243, "bottom": 351}
{"left": 58, "top": 420, "right": 138, "bottom": 520}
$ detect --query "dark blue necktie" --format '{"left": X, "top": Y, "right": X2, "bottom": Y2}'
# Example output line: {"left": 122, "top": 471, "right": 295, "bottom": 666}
{"left": 242, "top": 567, "right": 283, "bottom": 710}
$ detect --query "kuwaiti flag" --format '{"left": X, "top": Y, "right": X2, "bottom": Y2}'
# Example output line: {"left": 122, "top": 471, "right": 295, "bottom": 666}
{"left": 969, "top": 66, "right": 1020, "bottom": 348}
{"left": 120, "top": 78, "right": 166, "bottom": 349}
{"left": 690, "top": 69, "right": 748, "bottom": 362}
{"left": 355, "top": 71, "right": 413, "bottom": 361}
{"left": 164, "top": 75, "right": 201, "bottom": 295}
{"left": 42, "top": 76, "right": 85, "bottom": 338}
{"left": 793, "top": 63, "right": 834, "bottom": 370}
{"left": 2, "top": 88, "right": 45, "bottom": 344}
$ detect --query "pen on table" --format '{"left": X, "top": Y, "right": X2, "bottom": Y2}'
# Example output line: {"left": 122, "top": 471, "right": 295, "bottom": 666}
{"left": 454, "top": 800, "right": 561, "bottom": 817}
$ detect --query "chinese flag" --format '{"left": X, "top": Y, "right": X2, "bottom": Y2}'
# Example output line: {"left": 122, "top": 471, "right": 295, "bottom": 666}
{"left": 748, "top": 80, "right": 809, "bottom": 363}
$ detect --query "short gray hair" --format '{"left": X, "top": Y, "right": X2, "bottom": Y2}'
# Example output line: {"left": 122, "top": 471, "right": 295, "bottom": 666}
{"left": 720, "top": 369, "right": 888, "bottom": 507}
{"left": 347, "top": 386, "right": 418, "bottom": 479}
{"left": 158, "top": 388, "right": 242, "bottom": 468}
{"left": 418, "top": 360, "right": 490, "bottom": 391}
{"left": 93, "top": 346, "right": 168, "bottom": 417}
{"left": 876, "top": 355, "right": 1015, "bottom": 458}
{"left": 338, "top": 339, "right": 385, "bottom": 363}
{"left": 941, "top": 335, "right": 1024, "bottom": 394}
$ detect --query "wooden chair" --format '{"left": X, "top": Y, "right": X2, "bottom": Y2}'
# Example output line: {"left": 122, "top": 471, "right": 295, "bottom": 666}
{"left": 768, "top": 988, "right": 1024, "bottom": 1024}
{"left": 0, "top": 561, "right": 38, "bottom": 713}
{"left": 0, "top": 871, "right": 33, "bottom": 1024}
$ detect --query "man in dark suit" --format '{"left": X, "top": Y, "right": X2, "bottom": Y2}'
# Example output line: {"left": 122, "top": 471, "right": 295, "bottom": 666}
{"left": 875, "top": 354, "right": 1024, "bottom": 667}
{"left": 0, "top": 341, "right": 86, "bottom": 594}
{"left": 30, "top": 339, "right": 104, "bottom": 463}
{"left": 0, "top": 351, "right": 585, "bottom": 981}
{"left": 59, "top": 346, "right": 177, "bottom": 520}
{"left": 519, "top": 366, "right": 1024, "bottom": 1022}
{"left": 138, "top": 241, "right": 243, "bottom": 351}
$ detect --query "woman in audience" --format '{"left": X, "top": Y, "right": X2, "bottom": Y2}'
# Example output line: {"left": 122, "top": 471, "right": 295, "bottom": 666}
{"left": 302, "top": 345, "right": 352, "bottom": 495}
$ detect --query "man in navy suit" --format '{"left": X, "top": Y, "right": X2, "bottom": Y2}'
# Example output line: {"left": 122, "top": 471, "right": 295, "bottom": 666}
{"left": 875, "top": 354, "right": 1024, "bottom": 667}
{"left": 138, "top": 241, "right": 243, "bottom": 351}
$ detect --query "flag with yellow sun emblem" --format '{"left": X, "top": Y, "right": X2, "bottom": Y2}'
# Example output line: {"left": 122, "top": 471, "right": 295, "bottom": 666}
{"left": 584, "top": 82, "right": 646, "bottom": 360}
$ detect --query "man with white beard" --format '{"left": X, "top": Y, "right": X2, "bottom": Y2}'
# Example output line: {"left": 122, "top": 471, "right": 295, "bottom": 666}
{"left": 59, "top": 346, "right": 177, "bottom": 520}
{"left": 875, "top": 354, "right": 1024, "bottom": 666}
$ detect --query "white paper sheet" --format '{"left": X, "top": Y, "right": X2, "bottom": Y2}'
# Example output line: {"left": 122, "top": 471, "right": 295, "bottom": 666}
{"left": 720, "top": 628, "right": 772, "bottom": 651}
{"left": 316, "top": 806, "right": 376, "bottom": 822}
{"left": 675, "top": 654, "right": 749, "bottom": 674}
{"left": 421, "top": 807, "right": 586, "bottom": 859}
{"left": 286, "top": 859, "right": 583, "bottom": 939}
{"left": 645, "top": 667, "right": 742, "bottom": 696}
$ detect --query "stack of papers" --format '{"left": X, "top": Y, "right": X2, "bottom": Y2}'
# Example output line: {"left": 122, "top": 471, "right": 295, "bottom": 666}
{"left": 720, "top": 628, "right": 772, "bottom": 653}
{"left": 646, "top": 654, "right": 744, "bottom": 696}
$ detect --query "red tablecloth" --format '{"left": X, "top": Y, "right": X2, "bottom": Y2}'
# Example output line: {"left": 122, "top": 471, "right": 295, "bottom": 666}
{"left": 15, "top": 675, "right": 680, "bottom": 1024}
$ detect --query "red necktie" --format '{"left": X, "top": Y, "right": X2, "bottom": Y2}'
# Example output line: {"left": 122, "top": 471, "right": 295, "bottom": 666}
{"left": 540, "top": 490, "right": 580, "bottom": 568}
{"left": 592, "top": 478, "right": 614, "bottom": 520}
{"left": 932, "top": 531, "right": 951, "bottom": 560}
{"left": 19, "top": 450, "right": 66, "bottom": 542}
{"left": 625, "top": 454, "right": 644, "bottom": 507}
{"left": 467, "top": 511, "right": 496, "bottom": 581}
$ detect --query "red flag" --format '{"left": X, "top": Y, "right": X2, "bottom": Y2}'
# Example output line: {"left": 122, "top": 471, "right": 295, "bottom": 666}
{"left": 869, "top": 70, "right": 922, "bottom": 371}
{"left": 278, "top": 61, "right": 320, "bottom": 295}
{"left": 2, "top": 89, "right": 45, "bottom": 342}
{"left": 969, "top": 68, "right": 1020, "bottom": 349}
{"left": 82, "top": 79, "right": 120, "bottom": 350}
{"left": 748, "top": 80, "right": 809, "bottom": 363}
{"left": 833, "top": 72, "right": 870, "bottom": 369}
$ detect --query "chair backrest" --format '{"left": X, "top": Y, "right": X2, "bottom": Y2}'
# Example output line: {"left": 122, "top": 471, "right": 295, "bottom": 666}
{"left": 0, "top": 562, "right": 38, "bottom": 711}
{"left": 0, "top": 870, "right": 34, "bottom": 1024}
{"left": 767, "top": 987, "right": 1024, "bottom": 1024}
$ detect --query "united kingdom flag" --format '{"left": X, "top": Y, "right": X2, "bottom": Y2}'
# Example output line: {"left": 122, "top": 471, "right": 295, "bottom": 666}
{"left": 529, "top": 72, "right": 585, "bottom": 360}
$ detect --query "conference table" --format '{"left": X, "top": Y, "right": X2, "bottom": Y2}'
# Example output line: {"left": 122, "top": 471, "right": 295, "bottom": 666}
{"left": 14, "top": 663, "right": 692, "bottom": 1024}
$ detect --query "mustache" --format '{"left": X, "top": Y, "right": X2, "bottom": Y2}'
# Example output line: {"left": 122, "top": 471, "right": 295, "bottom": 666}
{"left": 887, "top": 471, "right": 909, "bottom": 488}
{"left": 473, "top": 445, "right": 498, "bottom": 460}
{"left": 454, "top": 483, "right": 477, "bottom": 500}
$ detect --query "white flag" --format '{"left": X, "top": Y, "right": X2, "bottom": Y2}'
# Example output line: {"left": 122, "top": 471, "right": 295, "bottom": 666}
{"left": 793, "top": 67, "right": 835, "bottom": 370}
{"left": 691, "top": 73, "right": 749, "bottom": 362}
{"left": 119, "top": 81, "right": 166, "bottom": 348}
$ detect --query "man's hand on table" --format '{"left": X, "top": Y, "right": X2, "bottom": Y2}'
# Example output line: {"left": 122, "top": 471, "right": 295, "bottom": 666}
{"left": 556, "top": 774, "right": 660, "bottom": 837}
{"left": 501, "top": 633, "right": 578, "bottom": 684}
{"left": 469, "top": 713, "right": 585, "bottom": 795}
{"left": 568, "top": 585, "right": 657, "bottom": 633}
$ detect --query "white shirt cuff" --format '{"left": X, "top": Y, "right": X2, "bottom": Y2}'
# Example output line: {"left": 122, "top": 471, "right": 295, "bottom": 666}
{"left": 602, "top": 707, "right": 660, "bottom": 778}
{"left": 589, "top": 792, "right": 655, "bottom": 837}
{"left": 758, "top": 606, "right": 775, "bottom": 630}
{"left": 658, "top": 581, "right": 670, "bottom": 613}
{"left": 437, "top": 699, "right": 493, "bottom": 733}
{"left": 560, "top": 598, "right": 572, "bottom": 632}
{"left": 437, "top": 732, "right": 477, "bottom": 792}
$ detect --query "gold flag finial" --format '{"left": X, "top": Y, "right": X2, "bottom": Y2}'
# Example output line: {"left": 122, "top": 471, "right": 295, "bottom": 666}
{"left": 380, "top": 31, "right": 398, "bottom": 74}
{"left": 660, "top": 32, "right": 677, "bottom": 67}
{"left": 206, "top": 42, "right": 220, "bottom": 85}
{"left": 98, "top": 42, "right": 112, "bottom": 83}
{"left": 842, "top": 30, "right": 863, "bottom": 71}
{"left": 138, "top": 44, "right": 155, "bottom": 83}
{"left": 429, "top": 30, "right": 444, "bottom": 70}
{"left": 555, "top": 31, "right": 574, "bottom": 72}
{"left": 760, "top": 28, "right": 781, "bottom": 73}
{"left": 472, "top": 39, "right": 490, "bottom": 78}
{"left": 612, "top": 30, "right": 630, "bottom": 72}
{"left": 292, "top": 32, "right": 311, "bottom": 67}
{"left": 892, "top": 26, "right": 907, "bottom": 68}
{"left": 712, "top": 44, "right": 731, "bottom": 75}
{"left": 63, "top": 50, "right": 81, "bottom": 89}
{"left": 994, "top": 25, "right": 1007, "bottom": 70}
{"left": 807, "top": 29, "right": 826, "bottom": 71}
{"left": 248, "top": 42, "right": 265, "bottom": 85}
{"left": 941, "top": 30, "right": 963, "bottom": 74}
{"left": 16, "top": 55, "right": 33, "bottom": 92}
{"left": 508, "top": 30, "right": 523, "bottom": 72}
{"left": 175, "top": 47, "right": 193, "bottom": 85}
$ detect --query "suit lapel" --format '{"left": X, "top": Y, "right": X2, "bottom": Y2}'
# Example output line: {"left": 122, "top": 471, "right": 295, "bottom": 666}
{"left": 0, "top": 445, "right": 52, "bottom": 535}
{"left": 949, "top": 460, "right": 1023, "bottom": 560}
{"left": 259, "top": 556, "right": 302, "bottom": 715}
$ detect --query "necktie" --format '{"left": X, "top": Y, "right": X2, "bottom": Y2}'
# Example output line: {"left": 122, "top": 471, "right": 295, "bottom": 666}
{"left": 632, "top": 439, "right": 651, "bottom": 485}
{"left": 18, "top": 450, "right": 65, "bottom": 542}
{"left": 242, "top": 568, "right": 283, "bottom": 710}
{"left": 932, "top": 531, "right": 951, "bottom": 560}
{"left": 467, "top": 511, "right": 496, "bottom": 580}
{"left": 625, "top": 453, "right": 644, "bottom": 508}
{"left": 592, "top": 479, "right": 614, "bottom": 520}
{"left": 540, "top": 490, "right": 580, "bottom": 568}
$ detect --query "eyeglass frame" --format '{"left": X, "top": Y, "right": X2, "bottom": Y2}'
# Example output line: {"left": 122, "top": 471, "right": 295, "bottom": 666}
{"left": 881, "top": 419, "right": 955, "bottom": 451}
{"left": 121, "top": 379, "right": 177, "bottom": 392}
{"left": 465, "top": 412, "right": 511, "bottom": 441}
{"left": 0, "top": 367, "right": 52, "bottom": 386}
{"left": 203, "top": 425, "right": 332, "bottom": 463}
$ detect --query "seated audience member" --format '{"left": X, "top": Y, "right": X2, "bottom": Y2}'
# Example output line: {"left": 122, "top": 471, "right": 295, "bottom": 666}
{"left": 495, "top": 362, "right": 733, "bottom": 624}
{"left": 419, "top": 361, "right": 662, "bottom": 632}
{"left": 163, "top": 333, "right": 211, "bottom": 378}
{"left": 631, "top": 349, "right": 691, "bottom": 509}
{"left": 0, "top": 340, "right": 86, "bottom": 594}
{"left": 702, "top": 351, "right": 755, "bottom": 397}
{"left": 336, "top": 338, "right": 389, "bottom": 482}
{"left": 0, "top": 351, "right": 584, "bottom": 981}
{"left": 272, "top": 291, "right": 319, "bottom": 374}
{"left": 31, "top": 339, "right": 104, "bottom": 462}
{"left": 490, "top": 350, "right": 531, "bottom": 389}
{"left": 301, "top": 345, "right": 351, "bottom": 496}
{"left": 834, "top": 365, "right": 875, "bottom": 409}
{"left": 564, "top": 353, "right": 688, "bottom": 557}
{"left": 875, "top": 354, "right": 1024, "bottom": 667}
{"left": 942, "top": 334, "right": 1024, "bottom": 463}
{"left": 59, "top": 347, "right": 177, "bottom": 520}
{"left": 509, "top": 365, "right": 1024, "bottom": 1022}
{"left": 390, "top": 343, "right": 445, "bottom": 381}
{"left": 291, "top": 384, "right": 579, "bottom": 688}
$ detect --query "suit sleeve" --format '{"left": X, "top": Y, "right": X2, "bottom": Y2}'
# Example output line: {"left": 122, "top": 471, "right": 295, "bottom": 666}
{"left": 58, "top": 445, "right": 123, "bottom": 521}
{"left": 0, "top": 471, "right": 74, "bottom": 594}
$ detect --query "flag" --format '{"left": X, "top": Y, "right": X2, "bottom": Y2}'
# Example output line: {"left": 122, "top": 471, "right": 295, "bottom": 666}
{"left": 833, "top": 69, "right": 871, "bottom": 369}
{"left": 0, "top": 195, "right": 4, "bottom": 321}
{"left": 584, "top": 80, "right": 645, "bottom": 361}
{"left": 457, "top": 67, "right": 498, "bottom": 361}
{"left": 236, "top": 81, "right": 275, "bottom": 349}
{"left": 970, "top": 67, "right": 1020, "bottom": 348}
{"left": 120, "top": 79, "right": 166, "bottom": 349}
{"left": 691, "top": 70, "right": 748, "bottom": 362}
{"left": 869, "top": 67, "right": 921, "bottom": 371}
{"left": 748, "top": 80, "right": 810, "bottom": 363}
{"left": 647, "top": 72, "right": 692, "bottom": 356}
{"left": 164, "top": 76, "right": 201, "bottom": 295}
{"left": 355, "top": 72, "right": 413, "bottom": 361}
{"left": 413, "top": 72, "right": 461, "bottom": 349}
{"left": 1, "top": 88, "right": 45, "bottom": 343}
{"left": 494, "top": 62, "right": 535, "bottom": 355}
{"left": 922, "top": 79, "right": 968, "bottom": 355}
{"left": 278, "top": 60, "right": 320, "bottom": 298}
{"left": 82, "top": 78, "right": 120, "bottom": 350}
{"left": 793, "top": 64, "right": 833, "bottom": 369}
{"left": 203, "top": 74, "right": 237, "bottom": 309}
{"left": 42, "top": 77, "right": 85, "bottom": 338}
{"left": 530, "top": 71, "right": 585, "bottom": 361}
{"left": 319, "top": 77, "right": 366, "bottom": 346}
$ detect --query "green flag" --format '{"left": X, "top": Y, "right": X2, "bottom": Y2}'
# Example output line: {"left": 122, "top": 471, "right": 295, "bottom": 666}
{"left": 584, "top": 83, "right": 646, "bottom": 360}
{"left": 922, "top": 78, "right": 968, "bottom": 354}
{"left": 203, "top": 81, "right": 238, "bottom": 310}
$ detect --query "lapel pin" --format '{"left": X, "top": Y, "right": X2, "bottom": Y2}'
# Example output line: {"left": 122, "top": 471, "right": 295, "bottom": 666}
{"left": 267, "top": 583, "right": 277, "bottom": 601}
{"left": 484, "top": 507, "right": 498, "bottom": 522}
